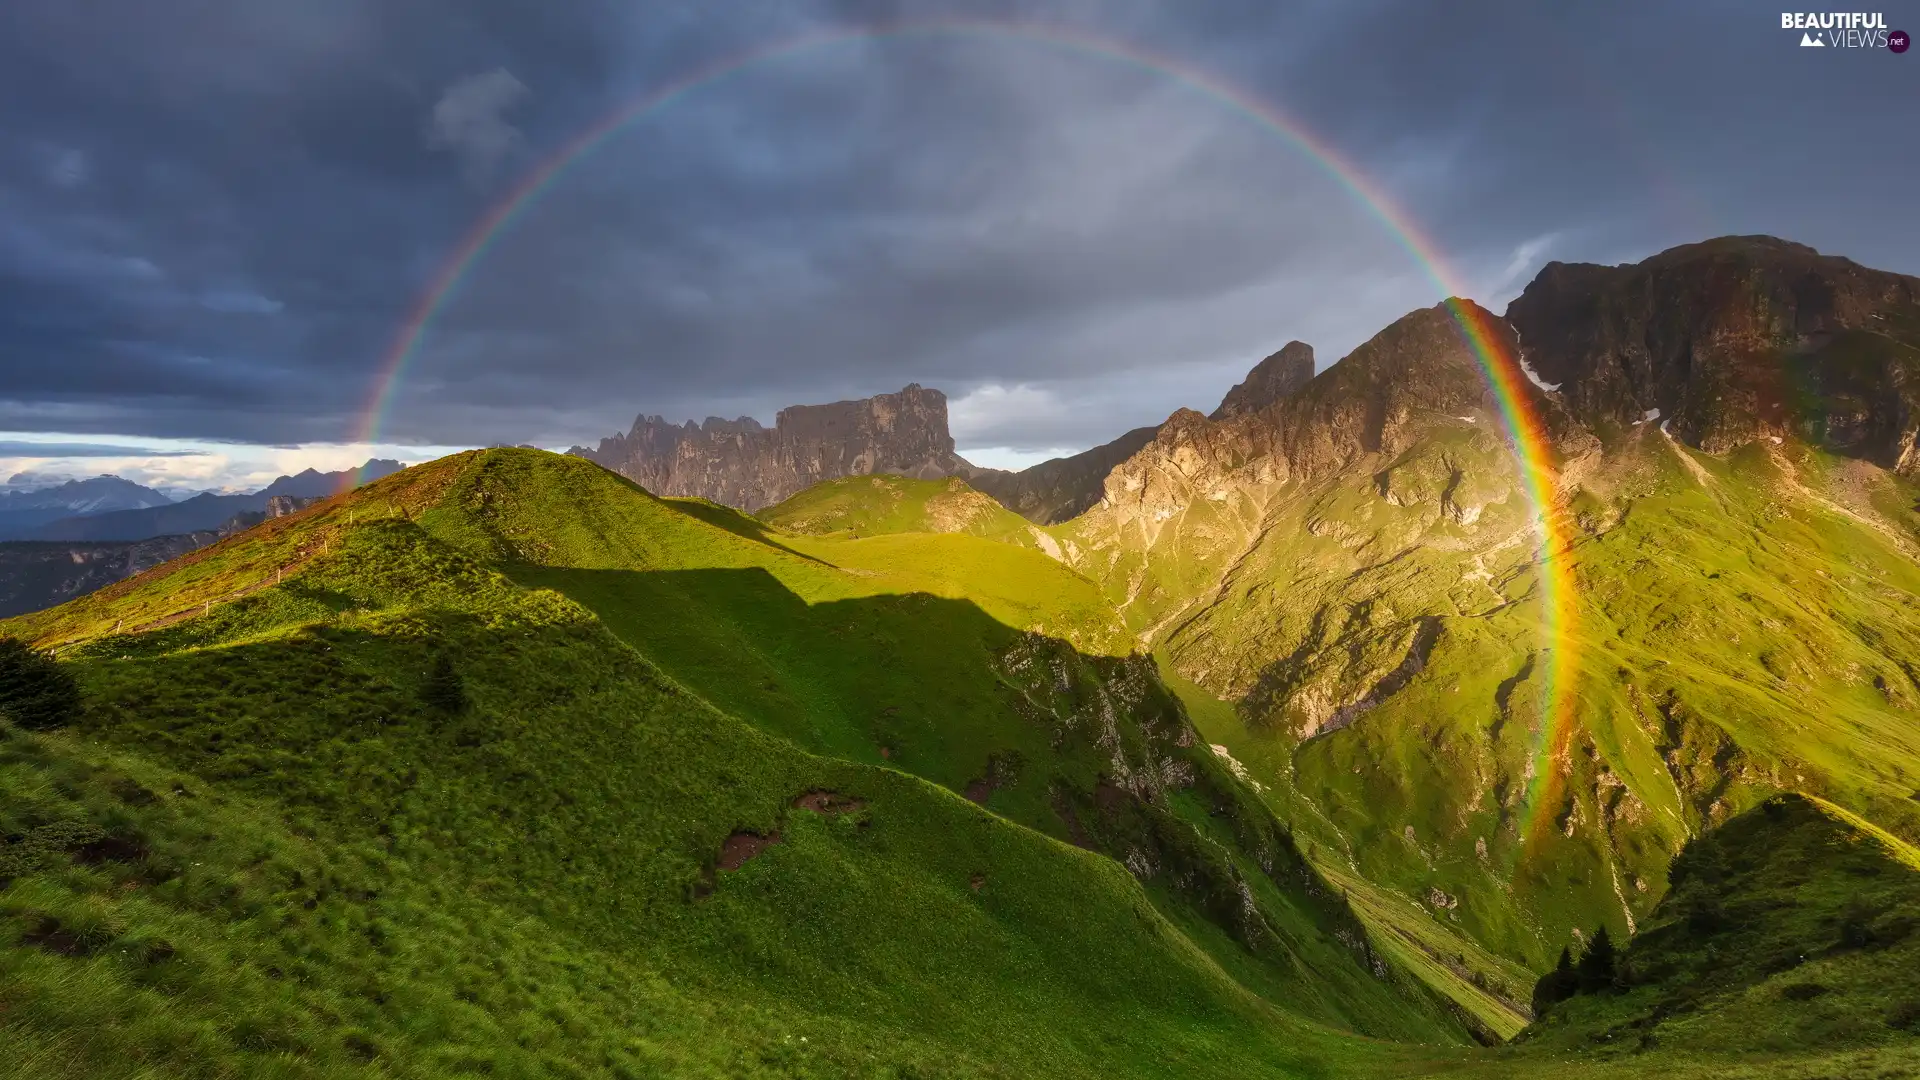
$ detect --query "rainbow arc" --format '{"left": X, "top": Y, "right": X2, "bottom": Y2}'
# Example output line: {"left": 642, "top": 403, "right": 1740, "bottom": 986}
{"left": 355, "top": 18, "right": 1580, "bottom": 843}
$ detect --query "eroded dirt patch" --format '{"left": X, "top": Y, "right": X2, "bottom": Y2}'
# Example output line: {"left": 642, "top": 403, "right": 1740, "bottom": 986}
{"left": 21, "top": 916, "right": 98, "bottom": 957}
{"left": 702, "top": 789, "right": 870, "bottom": 892}
{"left": 72, "top": 831, "right": 149, "bottom": 868}
{"left": 791, "top": 790, "right": 866, "bottom": 814}
{"left": 1094, "top": 777, "right": 1132, "bottom": 817}
{"left": 963, "top": 752, "right": 1022, "bottom": 805}
{"left": 717, "top": 830, "right": 780, "bottom": 871}
{"left": 969, "top": 872, "right": 986, "bottom": 892}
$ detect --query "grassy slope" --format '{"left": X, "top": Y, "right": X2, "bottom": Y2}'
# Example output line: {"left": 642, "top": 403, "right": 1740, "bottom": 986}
{"left": 1084, "top": 421, "right": 1920, "bottom": 983}
{"left": 0, "top": 449, "right": 1474, "bottom": 1079}
{"left": 654, "top": 452, "right": 1920, "bottom": 1077}
{"left": 1516, "top": 793, "right": 1920, "bottom": 1068}
{"left": 759, "top": 475, "right": 1042, "bottom": 549}
{"left": 521, "top": 452, "right": 1920, "bottom": 1079}
{"left": 411, "top": 451, "right": 1461, "bottom": 1043}
{"left": 1158, "top": 652, "right": 1540, "bottom": 1041}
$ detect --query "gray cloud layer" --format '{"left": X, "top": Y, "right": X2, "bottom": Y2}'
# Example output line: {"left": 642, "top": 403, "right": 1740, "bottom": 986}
{"left": 428, "top": 68, "right": 531, "bottom": 184}
{"left": 0, "top": 441, "right": 205, "bottom": 457}
{"left": 1, "top": 0, "right": 1914, "bottom": 454}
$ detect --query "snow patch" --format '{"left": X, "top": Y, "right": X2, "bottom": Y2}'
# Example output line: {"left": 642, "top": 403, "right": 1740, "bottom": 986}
{"left": 1517, "top": 355, "right": 1561, "bottom": 393}
{"left": 1456, "top": 416, "right": 1477, "bottom": 423}
{"left": 1769, "top": 435, "right": 1783, "bottom": 445}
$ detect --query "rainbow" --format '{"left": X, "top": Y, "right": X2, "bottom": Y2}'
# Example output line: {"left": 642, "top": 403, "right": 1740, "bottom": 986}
{"left": 355, "top": 17, "right": 1579, "bottom": 842}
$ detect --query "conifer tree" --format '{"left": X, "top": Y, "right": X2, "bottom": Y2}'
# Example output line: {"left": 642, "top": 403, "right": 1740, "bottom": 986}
{"left": 0, "top": 637, "right": 81, "bottom": 731}
{"left": 1532, "top": 945, "right": 1579, "bottom": 1014}
{"left": 1578, "top": 925, "right": 1617, "bottom": 993}
{"left": 422, "top": 653, "right": 467, "bottom": 715}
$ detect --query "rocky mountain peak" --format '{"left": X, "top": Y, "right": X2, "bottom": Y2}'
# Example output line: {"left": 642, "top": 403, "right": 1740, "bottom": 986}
{"left": 571, "top": 384, "right": 970, "bottom": 511}
{"left": 1508, "top": 235, "right": 1920, "bottom": 467}
{"left": 1211, "top": 341, "right": 1315, "bottom": 419}
{"left": 1085, "top": 300, "right": 1565, "bottom": 539}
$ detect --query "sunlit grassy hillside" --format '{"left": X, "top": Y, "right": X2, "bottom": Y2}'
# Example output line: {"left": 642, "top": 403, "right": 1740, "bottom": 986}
{"left": 759, "top": 474, "right": 1044, "bottom": 550}
{"left": 1150, "top": 426, "right": 1920, "bottom": 978}
{"left": 1, "top": 449, "right": 1476, "bottom": 1079}
{"left": 1519, "top": 793, "right": 1920, "bottom": 1064}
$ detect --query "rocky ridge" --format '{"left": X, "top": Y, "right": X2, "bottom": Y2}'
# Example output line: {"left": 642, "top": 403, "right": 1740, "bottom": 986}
{"left": 1048, "top": 237, "right": 1920, "bottom": 972}
{"left": 570, "top": 343, "right": 1322, "bottom": 526}
{"left": 1508, "top": 235, "right": 1920, "bottom": 468}
{"left": 0, "top": 532, "right": 219, "bottom": 619}
{"left": 571, "top": 384, "right": 971, "bottom": 512}
{"left": 1211, "top": 340, "right": 1317, "bottom": 420}
{"left": 966, "top": 426, "right": 1163, "bottom": 525}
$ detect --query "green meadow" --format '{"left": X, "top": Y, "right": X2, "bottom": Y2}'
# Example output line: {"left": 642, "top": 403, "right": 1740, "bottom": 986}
{"left": 4, "top": 447, "right": 1919, "bottom": 1077}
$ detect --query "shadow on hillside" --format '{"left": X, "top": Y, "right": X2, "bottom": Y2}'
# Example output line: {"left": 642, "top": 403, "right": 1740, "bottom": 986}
{"left": 56, "top": 547, "right": 1473, "bottom": 1043}
{"left": 582, "top": 461, "right": 836, "bottom": 567}
{"left": 503, "top": 562, "right": 1475, "bottom": 1041}
{"left": 508, "top": 562, "right": 1133, "bottom": 784}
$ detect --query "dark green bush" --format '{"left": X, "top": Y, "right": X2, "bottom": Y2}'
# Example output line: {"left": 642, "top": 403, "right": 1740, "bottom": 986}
{"left": 1532, "top": 946, "right": 1579, "bottom": 1015}
{"left": 1577, "top": 926, "right": 1617, "bottom": 994}
{"left": 422, "top": 653, "right": 467, "bottom": 715}
{"left": 0, "top": 637, "right": 82, "bottom": 730}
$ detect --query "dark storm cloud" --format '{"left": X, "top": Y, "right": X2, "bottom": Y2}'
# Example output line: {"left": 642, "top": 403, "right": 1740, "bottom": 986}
{"left": 0, "top": 0, "right": 1914, "bottom": 456}
{"left": 0, "top": 441, "right": 204, "bottom": 458}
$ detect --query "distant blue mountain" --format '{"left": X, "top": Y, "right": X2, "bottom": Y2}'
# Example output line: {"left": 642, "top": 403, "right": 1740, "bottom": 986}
{"left": 23, "top": 459, "right": 403, "bottom": 542}
{"left": 0, "top": 475, "right": 175, "bottom": 540}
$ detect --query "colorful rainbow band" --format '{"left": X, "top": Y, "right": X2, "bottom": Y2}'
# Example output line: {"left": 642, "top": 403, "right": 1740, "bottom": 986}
{"left": 357, "top": 17, "right": 1577, "bottom": 844}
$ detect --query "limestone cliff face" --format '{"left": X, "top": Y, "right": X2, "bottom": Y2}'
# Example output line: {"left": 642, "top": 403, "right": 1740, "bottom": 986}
{"left": 1084, "top": 300, "right": 1583, "bottom": 542}
{"left": 1210, "top": 341, "right": 1316, "bottom": 420}
{"left": 213, "top": 495, "right": 320, "bottom": 539}
{"left": 572, "top": 384, "right": 971, "bottom": 511}
{"left": 1507, "top": 235, "right": 1920, "bottom": 469}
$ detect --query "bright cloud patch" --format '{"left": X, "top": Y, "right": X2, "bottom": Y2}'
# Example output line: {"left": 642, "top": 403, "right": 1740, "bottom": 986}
{"left": 0, "top": 433, "right": 467, "bottom": 494}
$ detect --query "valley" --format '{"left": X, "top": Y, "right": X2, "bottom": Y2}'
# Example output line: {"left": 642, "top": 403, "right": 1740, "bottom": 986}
{"left": 4, "top": 237, "right": 1920, "bottom": 1077}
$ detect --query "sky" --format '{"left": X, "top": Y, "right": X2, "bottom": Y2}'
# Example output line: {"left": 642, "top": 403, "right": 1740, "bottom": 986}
{"left": 1, "top": 0, "right": 1915, "bottom": 486}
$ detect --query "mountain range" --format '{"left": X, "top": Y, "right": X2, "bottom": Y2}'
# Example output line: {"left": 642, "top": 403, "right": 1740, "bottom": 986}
{"left": 571, "top": 341, "right": 1318, "bottom": 526}
{"left": 3, "top": 235, "right": 1918, "bottom": 1077}
{"left": 0, "top": 475, "right": 176, "bottom": 539}
{"left": 0, "top": 460, "right": 404, "bottom": 618}
{"left": 18, "top": 459, "right": 404, "bottom": 543}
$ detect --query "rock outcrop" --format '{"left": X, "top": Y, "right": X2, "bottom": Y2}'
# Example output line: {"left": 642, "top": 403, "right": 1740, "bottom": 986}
{"left": 0, "top": 532, "right": 218, "bottom": 618}
{"left": 1210, "top": 341, "right": 1316, "bottom": 420}
{"left": 970, "top": 343, "right": 1318, "bottom": 525}
{"left": 967, "top": 426, "right": 1161, "bottom": 525}
{"left": 570, "top": 342, "right": 1328, "bottom": 524}
{"left": 571, "top": 385, "right": 972, "bottom": 512}
{"left": 1507, "top": 235, "right": 1920, "bottom": 469}
{"left": 214, "top": 494, "right": 320, "bottom": 538}
{"left": 1088, "top": 300, "right": 1585, "bottom": 534}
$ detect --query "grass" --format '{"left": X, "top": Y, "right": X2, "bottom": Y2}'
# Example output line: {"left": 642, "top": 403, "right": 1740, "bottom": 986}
{"left": 758, "top": 475, "right": 1042, "bottom": 549}
{"left": 1519, "top": 793, "right": 1920, "bottom": 1062}
{"left": 1156, "top": 654, "right": 1538, "bottom": 1042}
{"left": 1066, "top": 419, "right": 1920, "bottom": 976}
{"left": 0, "top": 449, "right": 1470, "bottom": 1078}
{"left": 7, "top": 447, "right": 1919, "bottom": 1076}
